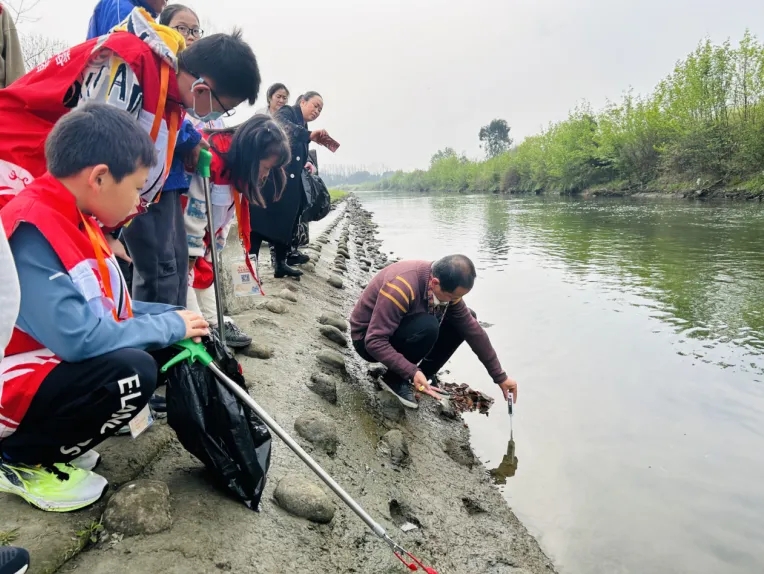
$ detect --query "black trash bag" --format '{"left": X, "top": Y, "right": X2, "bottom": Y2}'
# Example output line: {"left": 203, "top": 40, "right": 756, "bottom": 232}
{"left": 166, "top": 333, "right": 272, "bottom": 510}
{"left": 301, "top": 170, "right": 331, "bottom": 223}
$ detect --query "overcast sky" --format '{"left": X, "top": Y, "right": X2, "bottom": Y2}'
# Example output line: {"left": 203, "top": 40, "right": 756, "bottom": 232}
{"left": 14, "top": 0, "right": 764, "bottom": 171}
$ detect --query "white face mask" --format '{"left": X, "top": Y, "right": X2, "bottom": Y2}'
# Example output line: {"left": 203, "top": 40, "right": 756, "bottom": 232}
{"left": 186, "top": 77, "right": 225, "bottom": 123}
{"left": 432, "top": 292, "right": 447, "bottom": 307}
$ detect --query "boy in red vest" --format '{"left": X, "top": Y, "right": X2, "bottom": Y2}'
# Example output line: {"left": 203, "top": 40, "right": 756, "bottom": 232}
{"left": 0, "top": 7, "right": 260, "bottom": 308}
{"left": 0, "top": 103, "right": 209, "bottom": 513}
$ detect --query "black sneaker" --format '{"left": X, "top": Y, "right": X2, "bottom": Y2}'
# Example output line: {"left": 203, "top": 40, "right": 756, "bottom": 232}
{"left": 380, "top": 374, "right": 418, "bottom": 409}
{"left": 222, "top": 321, "right": 252, "bottom": 349}
{"left": 0, "top": 546, "right": 30, "bottom": 574}
{"left": 149, "top": 394, "right": 167, "bottom": 413}
{"left": 287, "top": 250, "right": 310, "bottom": 265}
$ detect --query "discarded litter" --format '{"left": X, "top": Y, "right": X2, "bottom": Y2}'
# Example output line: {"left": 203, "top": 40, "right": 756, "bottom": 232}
{"left": 400, "top": 522, "right": 419, "bottom": 533}
{"left": 441, "top": 383, "right": 495, "bottom": 416}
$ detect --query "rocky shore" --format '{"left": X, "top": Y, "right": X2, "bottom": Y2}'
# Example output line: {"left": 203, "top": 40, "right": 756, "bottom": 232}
{"left": 582, "top": 185, "right": 764, "bottom": 201}
{"left": 1, "top": 197, "right": 555, "bottom": 574}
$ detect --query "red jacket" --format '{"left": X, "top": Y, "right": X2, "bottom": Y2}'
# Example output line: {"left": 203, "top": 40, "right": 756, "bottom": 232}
{"left": 0, "top": 28, "right": 182, "bottom": 217}
{"left": 183, "top": 133, "right": 261, "bottom": 293}
{"left": 0, "top": 174, "right": 133, "bottom": 439}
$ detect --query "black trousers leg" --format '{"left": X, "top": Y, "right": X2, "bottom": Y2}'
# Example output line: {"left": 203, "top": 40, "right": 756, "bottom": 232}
{"left": 122, "top": 192, "right": 187, "bottom": 306}
{"left": 117, "top": 238, "right": 133, "bottom": 295}
{"left": 1, "top": 349, "right": 158, "bottom": 465}
{"left": 249, "top": 232, "right": 263, "bottom": 258}
{"left": 353, "top": 313, "right": 440, "bottom": 379}
{"left": 419, "top": 309, "right": 477, "bottom": 379}
{"left": 273, "top": 242, "right": 288, "bottom": 262}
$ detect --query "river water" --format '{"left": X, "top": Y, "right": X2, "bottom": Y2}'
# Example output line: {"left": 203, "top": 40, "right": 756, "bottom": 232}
{"left": 353, "top": 190, "right": 764, "bottom": 574}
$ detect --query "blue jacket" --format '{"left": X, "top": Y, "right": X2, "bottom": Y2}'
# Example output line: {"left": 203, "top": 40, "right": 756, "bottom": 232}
{"left": 164, "top": 120, "right": 202, "bottom": 192}
{"left": 9, "top": 224, "right": 186, "bottom": 363}
{"left": 86, "top": 0, "right": 158, "bottom": 39}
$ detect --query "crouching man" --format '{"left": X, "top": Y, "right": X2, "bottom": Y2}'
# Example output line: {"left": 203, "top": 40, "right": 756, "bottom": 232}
{"left": 350, "top": 254, "right": 517, "bottom": 409}
{"left": 0, "top": 104, "right": 209, "bottom": 512}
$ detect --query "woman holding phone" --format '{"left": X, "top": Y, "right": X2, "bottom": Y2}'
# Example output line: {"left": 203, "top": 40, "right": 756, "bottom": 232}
{"left": 249, "top": 91, "right": 335, "bottom": 279}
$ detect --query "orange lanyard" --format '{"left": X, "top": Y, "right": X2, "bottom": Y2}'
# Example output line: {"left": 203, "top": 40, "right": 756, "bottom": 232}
{"left": 79, "top": 212, "right": 133, "bottom": 321}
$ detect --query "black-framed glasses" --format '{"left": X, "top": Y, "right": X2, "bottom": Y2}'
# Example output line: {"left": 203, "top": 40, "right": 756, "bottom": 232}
{"left": 173, "top": 25, "right": 204, "bottom": 39}
{"left": 209, "top": 84, "right": 235, "bottom": 118}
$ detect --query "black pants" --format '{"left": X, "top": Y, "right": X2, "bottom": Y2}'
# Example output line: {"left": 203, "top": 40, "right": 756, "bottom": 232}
{"left": 0, "top": 349, "right": 158, "bottom": 465}
{"left": 353, "top": 310, "right": 476, "bottom": 381}
{"left": 116, "top": 238, "right": 133, "bottom": 295}
{"left": 122, "top": 191, "right": 188, "bottom": 306}
{"left": 250, "top": 231, "right": 288, "bottom": 263}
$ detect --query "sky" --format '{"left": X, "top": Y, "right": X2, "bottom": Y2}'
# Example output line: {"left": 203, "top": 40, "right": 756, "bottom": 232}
{"left": 12, "top": 0, "right": 764, "bottom": 171}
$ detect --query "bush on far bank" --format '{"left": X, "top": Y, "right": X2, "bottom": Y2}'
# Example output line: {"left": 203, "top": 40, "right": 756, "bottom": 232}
{"left": 374, "top": 31, "right": 764, "bottom": 196}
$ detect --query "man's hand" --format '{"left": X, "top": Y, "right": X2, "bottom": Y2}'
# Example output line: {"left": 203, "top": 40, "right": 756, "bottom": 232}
{"left": 498, "top": 376, "right": 518, "bottom": 404}
{"left": 106, "top": 235, "right": 131, "bottom": 263}
{"left": 184, "top": 139, "right": 210, "bottom": 172}
{"left": 413, "top": 370, "right": 446, "bottom": 400}
{"left": 176, "top": 310, "right": 209, "bottom": 342}
{"left": 305, "top": 161, "right": 316, "bottom": 175}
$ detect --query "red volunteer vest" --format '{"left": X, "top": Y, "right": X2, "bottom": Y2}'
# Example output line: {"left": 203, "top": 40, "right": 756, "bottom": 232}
{"left": 184, "top": 134, "right": 261, "bottom": 293}
{"left": 0, "top": 175, "right": 133, "bottom": 439}
{"left": 0, "top": 31, "right": 182, "bottom": 216}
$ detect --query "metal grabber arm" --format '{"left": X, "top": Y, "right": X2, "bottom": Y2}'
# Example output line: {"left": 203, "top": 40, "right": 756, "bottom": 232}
{"left": 161, "top": 339, "right": 439, "bottom": 573}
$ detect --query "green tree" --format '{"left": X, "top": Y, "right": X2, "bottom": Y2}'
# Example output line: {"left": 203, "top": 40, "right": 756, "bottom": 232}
{"left": 375, "top": 31, "right": 764, "bottom": 197}
{"left": 479, "top": 119, "right": 513, "bottom": 159}
{"left": 430, "top": 147, "right": 458, "bottom": 167}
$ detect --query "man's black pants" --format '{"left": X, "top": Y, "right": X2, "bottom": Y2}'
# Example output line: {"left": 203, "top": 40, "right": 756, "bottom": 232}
{"left": 122, "top": 191, "right": 188, "bottom": 306}
{"left": 1, "top": 349, "right": 158, "bottom": 466}
{"left": 353, "top": 310, "right": 476, "bottom": 381}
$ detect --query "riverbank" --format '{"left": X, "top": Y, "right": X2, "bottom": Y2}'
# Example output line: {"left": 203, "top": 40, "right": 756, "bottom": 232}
{"left": 0, "top": 197, "right": 555, "bottom": 574}
{"left": 370, "top": 184, "right": 764, "bottom": 201}
{"left": 582, "top": 181, "right": 764, "bottom": 201}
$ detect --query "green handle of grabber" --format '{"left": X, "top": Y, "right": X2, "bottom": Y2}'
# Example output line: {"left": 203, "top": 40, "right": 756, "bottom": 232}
{"left": 160, "top": 338, "right": 214, "bottom": 373}
{"left": 196, "top": 148, "right": 212, "bottom": 178}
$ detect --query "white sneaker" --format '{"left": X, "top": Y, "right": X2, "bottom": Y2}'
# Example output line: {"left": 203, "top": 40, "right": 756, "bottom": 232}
{"left": 0, "top": 460, "right": 108, "bottom": 512}
{"left": 69, "top": 450, "right": 101, "bottom": 471}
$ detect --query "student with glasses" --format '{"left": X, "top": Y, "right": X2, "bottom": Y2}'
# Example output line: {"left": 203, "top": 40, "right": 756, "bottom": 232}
{"left": 160, "top": 3, "right": 204, "bottom": 42}
{"left": 121, "top": 3, "right": 239, "bottom": 311}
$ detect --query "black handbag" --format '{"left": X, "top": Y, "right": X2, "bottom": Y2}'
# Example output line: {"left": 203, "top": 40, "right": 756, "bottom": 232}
{"left": 300, "top": 170, "right": 331, "bottom": 223}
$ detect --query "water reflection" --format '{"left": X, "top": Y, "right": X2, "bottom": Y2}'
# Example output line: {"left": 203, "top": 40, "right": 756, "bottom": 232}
{"left": 488, "top": 438, "right": 518, "bottom": 484}
{"left": 511, "top": 199, "right": 764, "bottom": 376}
{"left": 479, "top": 195, "right": 511, "bottom": 266}
{"left": 378, "top": 193, "right": 764, "bottom": 375}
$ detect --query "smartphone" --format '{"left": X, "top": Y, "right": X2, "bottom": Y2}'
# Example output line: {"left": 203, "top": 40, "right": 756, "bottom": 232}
{"left": 321, "top": 135, "right": 340, "bottom": 153}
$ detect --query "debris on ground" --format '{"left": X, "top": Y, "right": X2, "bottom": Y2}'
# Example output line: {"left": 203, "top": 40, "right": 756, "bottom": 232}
{"left": 440, "top": 383, "right": 495, "bottom": 416}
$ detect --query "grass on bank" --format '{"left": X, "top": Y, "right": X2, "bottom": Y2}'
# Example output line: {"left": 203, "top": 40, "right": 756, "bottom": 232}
{"left": 329, "top": 188, "right": 348, "bottom": 203}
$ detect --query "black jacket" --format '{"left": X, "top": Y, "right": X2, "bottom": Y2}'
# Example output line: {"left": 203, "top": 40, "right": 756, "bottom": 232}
{"left": 249, "top": 104, "right": 311, "bottom": 245}
{"left": 278, "top": 104, "right": 312, "bottom": 182}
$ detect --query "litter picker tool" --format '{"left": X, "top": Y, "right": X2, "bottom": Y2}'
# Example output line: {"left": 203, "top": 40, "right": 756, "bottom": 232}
{"left": 508, "top": 393, "right": 514, "bottom": 441}
{"left": 197, "top": 149, "right": 227, "bottom": 347}
{"left": 162, "top": 339, "right": 438, "bottom": 573}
